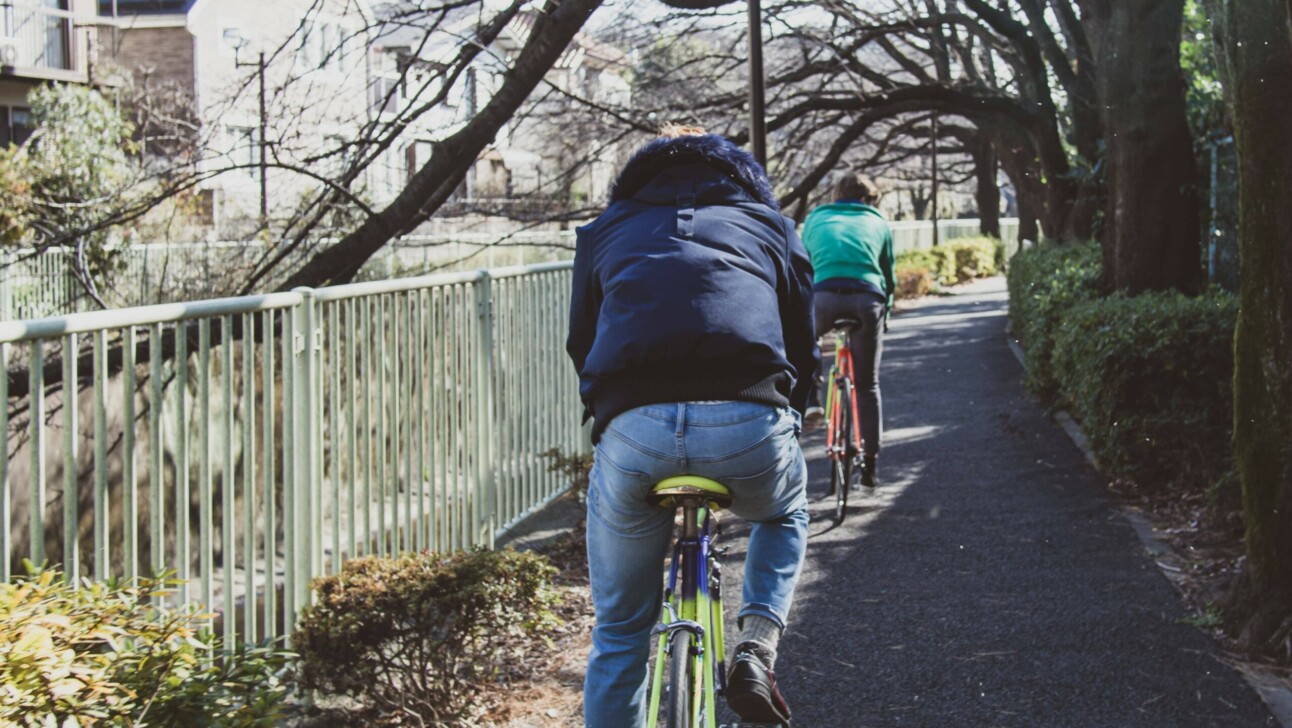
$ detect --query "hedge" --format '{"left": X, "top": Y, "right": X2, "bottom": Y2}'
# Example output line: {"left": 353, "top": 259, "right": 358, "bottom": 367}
{"left": 1051, "top": 290, "right": 1238, "bottom": 490}
{"left": 1007, "top": 240, "right": 1238, "bottom": 493}
{"left": 1005, "top": 240, "right": 1103, "bottom": 398}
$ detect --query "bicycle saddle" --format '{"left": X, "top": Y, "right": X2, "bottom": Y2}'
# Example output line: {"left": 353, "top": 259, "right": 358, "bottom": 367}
{"left": 649, "top": 475, "right": 733, "bottom": 510}
{"left": 833, "top": 315, "right": 863, "bottom": 330}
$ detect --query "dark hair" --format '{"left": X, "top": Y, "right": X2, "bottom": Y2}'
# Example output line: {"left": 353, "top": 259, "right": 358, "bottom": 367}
{"left": 835, "top": 173, "right": 880, "bottom": 203}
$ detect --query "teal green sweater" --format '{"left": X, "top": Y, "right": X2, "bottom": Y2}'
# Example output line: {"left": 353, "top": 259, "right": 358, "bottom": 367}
{"left": 800, "top": 202, "right": 896, "bottom": 305}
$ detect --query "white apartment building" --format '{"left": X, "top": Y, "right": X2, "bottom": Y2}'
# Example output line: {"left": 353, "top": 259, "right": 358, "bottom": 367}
{"left": 5, "top": 1, "right": 631, "bottom": 237}
{"left": 98, "top": 0, "right": 375, "bottom": 233}
{"left": 366, "top": 4, "right": 631, "bottom": 214}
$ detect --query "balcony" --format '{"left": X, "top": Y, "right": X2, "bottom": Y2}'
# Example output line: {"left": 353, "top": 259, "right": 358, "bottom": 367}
{"left": 0, "top": 2, "right": 84, "bottom": 82}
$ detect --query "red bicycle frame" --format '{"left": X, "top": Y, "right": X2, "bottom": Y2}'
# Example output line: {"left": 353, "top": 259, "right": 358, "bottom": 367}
{"left": 825, "top": 331, "right": 864, "bottom": 461}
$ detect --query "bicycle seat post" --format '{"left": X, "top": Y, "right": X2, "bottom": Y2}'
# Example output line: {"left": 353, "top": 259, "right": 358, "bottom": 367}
{"left": 679, "top": 498, "right": 702, "bottom": 542}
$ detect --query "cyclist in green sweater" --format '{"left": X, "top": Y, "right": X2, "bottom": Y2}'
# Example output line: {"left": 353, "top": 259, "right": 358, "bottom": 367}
{"left": 801, "top": 173, "right": 895, "bottom": 488}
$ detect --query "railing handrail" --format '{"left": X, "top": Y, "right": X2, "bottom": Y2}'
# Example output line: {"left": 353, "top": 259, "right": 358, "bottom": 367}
{"left": 0, "top": 292, "right": 304, "bottom": 343}
{"left": 310, "top": 269, "right": 486, "bottom": 303}
{"left": 0, "top": 260, "right": 579, "bottom": 341}
{"left": 487, "top": 260, "right": 574, "bottom": 280}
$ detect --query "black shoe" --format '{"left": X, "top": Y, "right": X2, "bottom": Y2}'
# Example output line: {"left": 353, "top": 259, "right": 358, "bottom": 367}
{"left": 726, "top": 643, "right": 792, "bottom": 726}
{"left": 861, "top": 455, "right": 877, "bottom": 489}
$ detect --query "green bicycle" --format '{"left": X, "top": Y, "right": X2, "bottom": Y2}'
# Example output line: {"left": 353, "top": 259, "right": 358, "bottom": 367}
{"left": 646, "top": 475, "right": 732, "bottom": 728}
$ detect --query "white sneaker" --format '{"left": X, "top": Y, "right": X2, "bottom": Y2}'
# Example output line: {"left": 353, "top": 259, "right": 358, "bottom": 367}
{"left": 803, "top": 406, "right": 825, "bottom": 432}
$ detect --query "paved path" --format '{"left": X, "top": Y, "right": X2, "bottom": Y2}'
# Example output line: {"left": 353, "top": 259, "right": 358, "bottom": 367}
{"left": 716, "top": 278, "right": 1274, "bottom": 727}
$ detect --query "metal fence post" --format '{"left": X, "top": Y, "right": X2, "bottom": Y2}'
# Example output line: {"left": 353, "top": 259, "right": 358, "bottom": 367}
{"left": 0, "top": 249, "right": 10, "bottom": 322}
{"left": 473, "top": 272, "right": 496, "bottom": 547}
{"left": 291, "top": 288, "right": 323, "bottom": 613}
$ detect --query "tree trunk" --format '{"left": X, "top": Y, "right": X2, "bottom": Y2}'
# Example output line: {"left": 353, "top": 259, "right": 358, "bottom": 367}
{"left": 973, "top": 134, "right": 1002, "bottom": 238}
{"left": 279, "top": 0, "right": 604, "bottom": 290}
{"left": 995, "top": 127, "right": 1043, "bottom": 244}
{"left": 1083, "top": 0, "right": 1202, "bottom": 294}
{"left": 1209, "top": 0, "right": 1292, "bottom": 654}
{"left": 909, "top": 186, "right": 931, "bottom": 220}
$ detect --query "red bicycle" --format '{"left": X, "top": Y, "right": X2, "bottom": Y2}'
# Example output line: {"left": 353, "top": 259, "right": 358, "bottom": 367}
{"left": 824, "top": 319, "right": 864, "bottom": 524}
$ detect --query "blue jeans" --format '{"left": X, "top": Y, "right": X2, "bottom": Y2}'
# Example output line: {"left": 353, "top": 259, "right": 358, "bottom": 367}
{"left": 583, "top": 401, "right": 809, "bottom": 728}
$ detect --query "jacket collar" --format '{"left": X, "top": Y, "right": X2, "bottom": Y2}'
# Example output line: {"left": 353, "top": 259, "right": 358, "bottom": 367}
{"left": 609, "top": 134, "right": 778, "bottom": 210}
{"left": 825, "top": 200, "right": 885, "bottom": 218}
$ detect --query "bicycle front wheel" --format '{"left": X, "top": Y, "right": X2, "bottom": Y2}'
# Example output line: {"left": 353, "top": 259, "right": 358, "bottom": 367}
{"left": 666, "top": 630, "right": 694, "bottom": 728}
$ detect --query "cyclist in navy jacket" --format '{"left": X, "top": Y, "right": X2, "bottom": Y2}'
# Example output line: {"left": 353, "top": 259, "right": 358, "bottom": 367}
{"left": 568, "top": 125, "right": 817, "bottom": 727}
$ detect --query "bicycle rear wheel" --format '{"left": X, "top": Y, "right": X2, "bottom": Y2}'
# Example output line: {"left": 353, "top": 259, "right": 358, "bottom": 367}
{"left": 834, "top": 382, "right": 854, "bottom": 524}
{"left": 665, "top": 630, "right": 693, "bottom": 728}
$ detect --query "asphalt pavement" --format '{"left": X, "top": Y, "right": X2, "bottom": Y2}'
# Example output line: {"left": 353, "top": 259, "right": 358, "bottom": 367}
{"left": 715, "top": 277, "right": 1275, "bottom": 727}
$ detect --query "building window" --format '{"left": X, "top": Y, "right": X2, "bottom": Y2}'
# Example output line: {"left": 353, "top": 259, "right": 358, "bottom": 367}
{"left": 228, "top": 125, "right": 260, "bottom": 178}
{"left": 371, "top": 47, "right": 409, "bottom": 115}
{"left": 1, "top": 106, "right": 34, "bottom": 147}
{"left": 298, "top": 19, "right": 347, "bottom": 73}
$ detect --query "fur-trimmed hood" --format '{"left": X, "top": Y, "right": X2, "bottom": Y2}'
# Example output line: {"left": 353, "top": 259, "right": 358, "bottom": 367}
{"left": 608, "top": 134, "right": 778, "bottom": 210}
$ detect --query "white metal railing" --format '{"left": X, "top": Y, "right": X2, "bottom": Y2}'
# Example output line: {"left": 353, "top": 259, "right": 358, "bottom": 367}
{"left": 0, "top": 261, "right": 584, "bottom": 646}
{"left": 889, "top": 218, "right": 1021, "bottom": 256}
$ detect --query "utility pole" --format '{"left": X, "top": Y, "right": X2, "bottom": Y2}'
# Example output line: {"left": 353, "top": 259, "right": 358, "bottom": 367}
{"left": 657, "top": 0, "right": 766, "bottom": 167}
{"left": 747, "top": 0, "right": 766, "bottom": 167}
{"left": 235, "top": 46, "right": 268, "bottom": 225}
{"left": 255, "top": 51, "right": 268, "bottom": 225}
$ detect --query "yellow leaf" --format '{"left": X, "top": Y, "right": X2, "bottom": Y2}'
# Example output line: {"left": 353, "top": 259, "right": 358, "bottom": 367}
{"left": 13, "top": 625, "right": 54, "bottom": 656}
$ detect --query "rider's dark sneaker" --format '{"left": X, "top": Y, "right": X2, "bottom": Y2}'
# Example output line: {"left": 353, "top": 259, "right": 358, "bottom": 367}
{"left": 861, "top": 455, "right": 877, "bottom": 489}
{"left": 726, "top": 642, "right": 792, "bottom": 726}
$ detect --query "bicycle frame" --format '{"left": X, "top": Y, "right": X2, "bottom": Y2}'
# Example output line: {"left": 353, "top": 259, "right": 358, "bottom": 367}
{"left": 647, "top": 499, "right": 726, "bottom": 727}
{"left": 824, "top": 329, "right": 863, "bottom": 461}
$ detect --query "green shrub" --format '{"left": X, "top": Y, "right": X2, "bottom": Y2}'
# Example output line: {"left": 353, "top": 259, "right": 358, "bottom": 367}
{"left": 294, "top": 548, "right": 560, "bottom": 724}
{"left": 895, "top": 237, "right": 1002, "bottom": 290}
{"left": 0, "top": 569, "right": 292, "bottom": 727}
{"left": 898, "top": 248, "right": 956, "bottom": 285}
{"left": 895, "top": 262, "right": 935, "bottom": 299}
{"left": 949, "top": 237, "right": 999, "bottom": 282}
{"left": 1050, "top": 289, "right": 1238, "bottom": 491}
{"left": 1006, "top": 241, "right": 1104, "bottom": 398}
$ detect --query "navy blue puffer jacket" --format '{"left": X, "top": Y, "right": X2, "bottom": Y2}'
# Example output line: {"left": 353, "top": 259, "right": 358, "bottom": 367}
{"left": 566, "top": 134, "right": 818, "bottom": 442}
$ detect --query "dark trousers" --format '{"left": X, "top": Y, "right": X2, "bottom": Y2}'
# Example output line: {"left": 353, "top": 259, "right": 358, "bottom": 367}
{"left": 812, "top": 290, "right": 885, "bottom": 457}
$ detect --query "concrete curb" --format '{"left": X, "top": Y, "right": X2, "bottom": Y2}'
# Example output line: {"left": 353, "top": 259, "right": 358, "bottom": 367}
{"left": 1003, "top": 322, "right": 1292, "bottom": 727}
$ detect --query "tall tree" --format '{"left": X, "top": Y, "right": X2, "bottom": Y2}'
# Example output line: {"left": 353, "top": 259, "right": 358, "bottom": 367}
{"left": 1206, "top": 0, "right": 1292, "bottom": 652}
{"left": 1081, "top": 0, "right": 1202, "bottom": 294}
